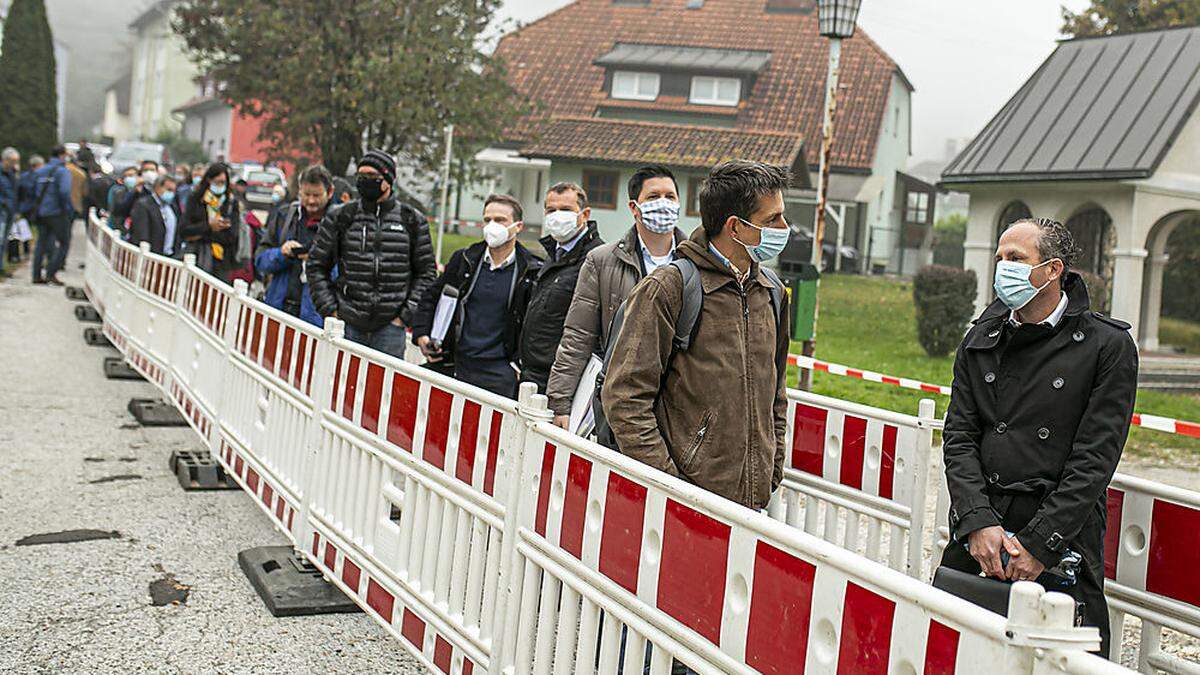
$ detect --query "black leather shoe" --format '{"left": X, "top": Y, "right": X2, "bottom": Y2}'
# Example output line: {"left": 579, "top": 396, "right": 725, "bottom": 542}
{"left": 47, "top": 275, "right": 64, "bottom": 286}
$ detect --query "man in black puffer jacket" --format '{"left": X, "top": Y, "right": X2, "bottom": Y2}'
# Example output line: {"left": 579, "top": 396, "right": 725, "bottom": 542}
{"left": 308, "top": 150, "right": 437, "bottom": 357}
{"left": 518, "top": 182, "right": 604, "bottom": 392}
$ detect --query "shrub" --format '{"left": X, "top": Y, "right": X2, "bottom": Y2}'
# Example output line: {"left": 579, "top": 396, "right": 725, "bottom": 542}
{"left": 932, "top": 213, "right": 967, "bottom": 268}
{"left": 1076, "top": 270, "right": 1110, "bottom": 313}
{"left": 913, "top": 264, "right": 978, "bottom": 357}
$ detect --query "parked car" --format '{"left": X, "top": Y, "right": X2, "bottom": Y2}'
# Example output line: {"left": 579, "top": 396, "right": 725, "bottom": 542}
{"left": 237, "top": 165, "right": 287, "bottom": 207}
{"left": 109, "top": 142, "right": 170, "bottom": 175}
{"left": 778, "top": 225, "right": 859, "bottom": 273}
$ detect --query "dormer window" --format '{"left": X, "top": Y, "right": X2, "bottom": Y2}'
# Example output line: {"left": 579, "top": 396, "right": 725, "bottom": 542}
{"left": 612, "top": 71, "right": 661, "bottom": 101}
{"left": 689, "top": 76, "right": 741, "bottom": 106}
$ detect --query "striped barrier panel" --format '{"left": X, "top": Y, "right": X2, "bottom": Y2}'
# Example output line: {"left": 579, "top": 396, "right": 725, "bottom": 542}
{"left": 80, "top": 213, "right": 1126, "bottom": 673}
{"left": 498, "top": 392, "right": 1114, "bottom": 674}
{"left": 770, "top": 393, "right": 939, "bottom": 579}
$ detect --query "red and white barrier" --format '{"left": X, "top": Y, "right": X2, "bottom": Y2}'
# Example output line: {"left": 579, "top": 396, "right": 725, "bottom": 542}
{"left": 81, "top": 213, "right": 1127, "bottom": 673}
{"left": 771, "top": 392, "right": 939, "bottom": 578}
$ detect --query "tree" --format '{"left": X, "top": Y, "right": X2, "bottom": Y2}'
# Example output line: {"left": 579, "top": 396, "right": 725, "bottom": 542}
{"left": 151, "top": 129, "right": 208, "bottom": 166}
{"left": 1062, "top": 0, "right": 1200, "bottom": 37}
{"left": 0, "top": 0, "right": 58, "bottom": 164}
{"left": 173, "top": 0, "right": 523, "bottom": 183}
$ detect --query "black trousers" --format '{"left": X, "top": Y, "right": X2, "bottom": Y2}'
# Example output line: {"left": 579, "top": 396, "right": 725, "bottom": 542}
{"left": 939, "top": 541, "right": 1110, "bottom": 658}
{"left": 457, "top": 357, "right": 518, "bottom": 399}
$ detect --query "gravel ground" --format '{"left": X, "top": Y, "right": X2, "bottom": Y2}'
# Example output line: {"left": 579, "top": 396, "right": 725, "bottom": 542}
{"left": 0, "top": 230, "right": 423, "bottom": 674}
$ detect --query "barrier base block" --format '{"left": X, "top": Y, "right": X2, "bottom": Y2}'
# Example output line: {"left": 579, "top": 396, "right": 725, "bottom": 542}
{"left": 169, "top": 450, "right": 238, "bottom": 490}
{"left": 83, "top": 327, "right": 111, "bottom": 347}
{"left": 65, "top": 286, "right": 88, "bottom": 301}
{"left": 104, "top": 357, "right": 144, "bottom": 381}
{"left": 127, "top": 398, "right": 187, "bottom": 427}
{"left": 238, "top": 546, "right": 361, "bottom": 617}
{"left": 74, "top": 305, "right": 101, "bottom": 323}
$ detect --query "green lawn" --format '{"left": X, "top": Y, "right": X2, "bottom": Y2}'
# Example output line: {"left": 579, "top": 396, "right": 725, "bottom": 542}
{"left": 433, "top": 231, "right": 479, "bottom": 265}
{"left": 787, "top": 275, "right": 1200, "bottom": 460}
{"left": 1160, "top": 316, "right": 1200, "bottom": 354}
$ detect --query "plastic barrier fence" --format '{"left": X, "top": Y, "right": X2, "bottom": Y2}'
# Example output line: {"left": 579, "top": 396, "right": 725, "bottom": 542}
{"left": 770, "top": 393, "right": 939, "bottom": 580}
{"left": 82, "top": 214, "right": 1124, "bottom": 674}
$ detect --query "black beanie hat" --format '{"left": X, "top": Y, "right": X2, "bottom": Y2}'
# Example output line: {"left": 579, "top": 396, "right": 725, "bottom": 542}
{"left": 358, "top": 150, "right": 397, "bottom": 185}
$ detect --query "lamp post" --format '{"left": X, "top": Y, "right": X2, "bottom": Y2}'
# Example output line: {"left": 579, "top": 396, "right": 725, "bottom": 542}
{"left": 800, "top": 0, "right": 862, "bottom": 390}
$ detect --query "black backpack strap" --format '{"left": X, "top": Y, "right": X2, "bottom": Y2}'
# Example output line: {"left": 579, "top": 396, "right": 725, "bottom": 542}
{"left": 669, "top": 258, "right": 704, "bottom": 351}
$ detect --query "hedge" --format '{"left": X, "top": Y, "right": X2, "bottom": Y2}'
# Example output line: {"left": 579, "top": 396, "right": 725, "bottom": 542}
{"left": 913, "top": 264, "right": 978, "bottom": 357}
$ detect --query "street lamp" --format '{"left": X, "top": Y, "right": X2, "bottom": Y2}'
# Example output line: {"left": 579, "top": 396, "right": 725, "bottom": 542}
{"left": 801, "top": 0, "right": 862, "bottom": 390}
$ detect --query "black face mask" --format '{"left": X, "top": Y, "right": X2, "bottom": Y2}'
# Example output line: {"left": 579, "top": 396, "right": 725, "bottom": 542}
{"left": 356, "top": 174, "right": 386, "bottom": 202}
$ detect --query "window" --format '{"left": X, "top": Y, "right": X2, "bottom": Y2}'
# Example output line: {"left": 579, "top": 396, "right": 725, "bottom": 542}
{"left": 687, "top": 176, "right": 702, "bottom": 216}
{"left": 690, "top": 76, "right": 741, "bottom": 106}
{"left": 611, "top": 71, "right": 660, "bottom": 101}
{"left": 582, "top": 169, "right": 620, "bottom": 209}
{"left": 905, "top": 191, "right": 929, "bottom": 223}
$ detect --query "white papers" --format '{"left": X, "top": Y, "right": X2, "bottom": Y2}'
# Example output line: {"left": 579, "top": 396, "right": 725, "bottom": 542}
{"left": 431, "top": 286, "right": 459, "bottom": 343}
{"left": 9, "top": 217, "right": 31, "bottom": 242}
{"left": 569, "top": 354, "right": 604, "bottom": 437}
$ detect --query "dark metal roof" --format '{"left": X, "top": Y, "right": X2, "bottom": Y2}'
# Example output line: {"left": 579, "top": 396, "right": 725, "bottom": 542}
{"left": 942, "top": 26, "right": 1200, "bottom": 185}
{"left": 594, "top": 42, "right": 772, "bottom": 74}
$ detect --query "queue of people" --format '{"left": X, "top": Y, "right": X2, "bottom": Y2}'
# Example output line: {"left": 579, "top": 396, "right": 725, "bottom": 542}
{"left": 10, "top": 138, "right": 1131, "bottom": 657}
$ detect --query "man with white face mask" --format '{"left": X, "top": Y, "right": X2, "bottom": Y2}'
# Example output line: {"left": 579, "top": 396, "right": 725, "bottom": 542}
{"left": 411, "top": 194, "right": 542, "bottom": 397}
{"left": 517, "top": 182, "right": 604, "bottom": 393}
{"left": 939, "top": 217, "right": 1137, "bottom": 658}
{"left": 547, "top": 164, "right": 687, "bottom": 428}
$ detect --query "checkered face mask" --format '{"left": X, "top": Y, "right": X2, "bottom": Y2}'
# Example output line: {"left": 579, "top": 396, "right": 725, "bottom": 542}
{"left": 637, "top": 198, "right": 680, "bottom": 234}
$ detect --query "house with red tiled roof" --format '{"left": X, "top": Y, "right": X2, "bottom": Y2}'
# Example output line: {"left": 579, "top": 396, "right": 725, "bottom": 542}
{"left": 463, "top": 0, "right": 933, "bottom": 273}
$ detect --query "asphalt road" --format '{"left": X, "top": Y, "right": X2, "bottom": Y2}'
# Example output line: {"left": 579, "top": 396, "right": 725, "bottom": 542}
{"left": 0, "top": 227, "right": 423, "bottom": 673}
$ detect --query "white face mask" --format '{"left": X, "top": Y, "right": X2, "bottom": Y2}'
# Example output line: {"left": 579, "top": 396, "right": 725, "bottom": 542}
{"left": 142, "top": 170, "right": 158, "bottom": 185}
{"left": 483, "top": 219, "right": 516, "bottom": 248}
{"left": 543, "top": 209, "right": 581, "bottom": 243}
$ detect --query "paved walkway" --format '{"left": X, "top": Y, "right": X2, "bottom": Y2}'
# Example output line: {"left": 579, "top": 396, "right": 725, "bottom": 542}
{"left": 0, "top": 229, "right": 421, "bottom": 673}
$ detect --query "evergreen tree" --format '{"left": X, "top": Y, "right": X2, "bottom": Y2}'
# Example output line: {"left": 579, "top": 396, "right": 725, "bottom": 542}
{"left": 0, "top": 0, "right": 58, "bottom": 165}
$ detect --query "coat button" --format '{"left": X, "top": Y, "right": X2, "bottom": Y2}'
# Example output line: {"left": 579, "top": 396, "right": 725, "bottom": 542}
{"left": 1073, "top": 330, "right": 1085, "bottom": 342}
{"left": 1052, "top": 377, "right": 1064, "bottom": 389}
{"left": 988, "top": 329, "right": 1000, "bottom": 338}
{"left": 987, "top": 472, "right": 999, "bottom": 484}
{"left": 1038, "top": 427, "right": 1050, "bottom": 440}
{"left": 984, "top": 372, "right": 996, "bottom": 383}
{"left": 995, "top": 421, "right": 1007, "bottom": 434}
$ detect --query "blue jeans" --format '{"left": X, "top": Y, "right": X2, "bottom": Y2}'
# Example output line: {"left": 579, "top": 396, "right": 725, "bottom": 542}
{"left": 33, "top": 213, "right": 71, "bottom": 280}
{"left": 344, "top": 321, "right": 409, "bottom": 360}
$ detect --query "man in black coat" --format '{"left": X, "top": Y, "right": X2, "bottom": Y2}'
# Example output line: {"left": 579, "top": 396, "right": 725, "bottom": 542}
{"left": 129, "top": 175, "right": 181, "bottom": 256}
{"left": 307, "top": 150, "right": 437, "bottom": 359}
{"left": 411, "top": 194, "right": 543, "bottom": 398}
{"left": 518, "top": 182, "right": 604, "bottom": 393}
{"left": 941, "top": 217, "right": 1138, "bottom": 657}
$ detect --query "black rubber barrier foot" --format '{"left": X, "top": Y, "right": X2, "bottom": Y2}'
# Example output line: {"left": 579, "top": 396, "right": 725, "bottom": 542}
{"left": 168, "top": 449, "right": 238, "bottom": 490}
{"left": 127, "top": 398, "right": 187, "bottom": 427}
{"left": 104, "top": 357, "right": 144, "bottom": 381}
{"left": 83, "top": 327, "right": 111, "bottom": 347}
{"left": 74, "top": 305, "right": 101, "bottom": 323}
{"left": 238, "top": 546, "right": 361, "bottom": 617}
{"left": 65, "top": 286, "right": 87, "bottom": 301}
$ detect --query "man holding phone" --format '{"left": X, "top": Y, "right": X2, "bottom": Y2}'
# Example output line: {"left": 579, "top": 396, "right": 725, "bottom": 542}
{"left": 254, "top": 166, "right": 335, "bottom": 327}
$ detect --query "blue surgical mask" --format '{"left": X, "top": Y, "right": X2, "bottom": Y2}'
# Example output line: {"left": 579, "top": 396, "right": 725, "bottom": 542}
{"left": 192, "top": 176, "right": 201, "bottom": 186}
{"left": 161, "top": 190, "right": 175, "bottom": 204}
{"left": 637, "top": 197, "right": 680, "bottom": 234}
{"left": 735, "top": 217, "right": 790, "bottom": 263}
{"left": 994, "top": 259, "right": 1056, "bottom": 310}
{"left": 123, "top": 176, "right": 137, "bottom": 190}
{"left": 209, "top": 183, "right": 227, "bottom": 196}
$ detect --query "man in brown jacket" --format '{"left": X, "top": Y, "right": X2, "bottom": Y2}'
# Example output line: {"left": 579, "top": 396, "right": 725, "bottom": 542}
{"left": 548, "top": 164, "right": 686, "bottom": 428}
{"left": 601, "top": 160, "right": 792, "bottom": 510}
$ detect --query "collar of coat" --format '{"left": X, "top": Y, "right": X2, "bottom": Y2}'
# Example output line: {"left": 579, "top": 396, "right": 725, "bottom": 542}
{"left": 613, "top": 224, "right": 687, "bottom": 270}
{"left": 965, "top": 271, "right": 1091, "bottom": 350}
{"left": 676, "top": 227, "right": 775, "bottom": 294}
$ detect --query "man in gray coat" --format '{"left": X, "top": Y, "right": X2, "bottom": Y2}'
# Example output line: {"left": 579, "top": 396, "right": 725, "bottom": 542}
{"left": 547, "top": 164, "right": 686, "bottom": 428}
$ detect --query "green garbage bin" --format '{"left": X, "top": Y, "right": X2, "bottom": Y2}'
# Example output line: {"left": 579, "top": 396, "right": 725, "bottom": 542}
{"left": 785, "top": 263, "right": 820, "bottom": 342}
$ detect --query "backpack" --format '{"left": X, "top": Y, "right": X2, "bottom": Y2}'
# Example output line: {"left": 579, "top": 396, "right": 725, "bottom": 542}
{"left": 592, "top": 258, "right": 786, "bottom": 450}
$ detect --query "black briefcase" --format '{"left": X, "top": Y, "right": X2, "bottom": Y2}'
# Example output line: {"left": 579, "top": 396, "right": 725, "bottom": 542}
{"left": 932, "top": 566, "right": 1013, "bottom": 616}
